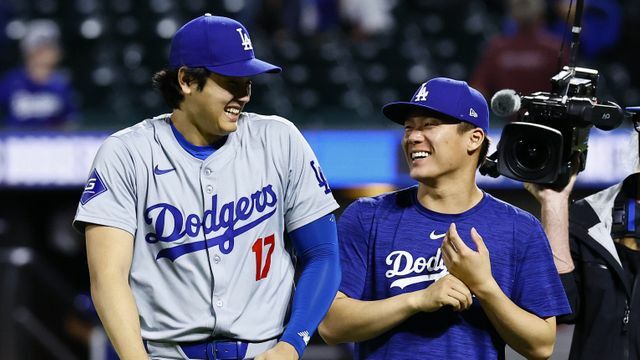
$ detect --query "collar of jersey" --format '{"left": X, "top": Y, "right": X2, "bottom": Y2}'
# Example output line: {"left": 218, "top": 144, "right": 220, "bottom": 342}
{"left": 170, "top": 121, "right": 228, "bottom": 160}
{"left": 410, "top": 186, "right": 490, "bottom": 221}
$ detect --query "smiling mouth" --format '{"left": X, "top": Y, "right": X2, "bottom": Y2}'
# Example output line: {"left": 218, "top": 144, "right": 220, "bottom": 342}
{"left": 411, "top": 151, "right": 431, "bottom": 160}
{"left": 224, "top": 107, "right": 241, "bottom": 117}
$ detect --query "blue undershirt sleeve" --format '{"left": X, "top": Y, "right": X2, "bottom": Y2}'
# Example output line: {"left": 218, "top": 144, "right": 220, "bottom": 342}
{"left": 279, "top": 213, "right": 341, "bottom": 357}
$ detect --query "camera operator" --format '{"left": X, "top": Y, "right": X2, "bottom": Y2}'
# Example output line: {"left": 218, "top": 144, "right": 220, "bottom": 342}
{"left": 525, "top": 116, "right": 640, "bottom": 360}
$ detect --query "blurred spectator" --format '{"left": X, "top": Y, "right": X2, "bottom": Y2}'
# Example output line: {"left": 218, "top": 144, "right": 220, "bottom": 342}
{"left": 470, "top": 0, "right": 565, "bottom": 100}
{"left": 339, "top": 0, "right": 396, "bottom": 39}
{"left": 239, "top": 0, "right": 300, "bottom": 38}
{"left": 238, "top": 0, "right": 341, "bottom": 40}
{"left": 0, "top": 20, "right": 77, "bottom": 129}
{"left": 301, "top": 0, "right": 341, "bottom": 36}
{"left": 549, "top": 0, "right": 622, "bottom": 62}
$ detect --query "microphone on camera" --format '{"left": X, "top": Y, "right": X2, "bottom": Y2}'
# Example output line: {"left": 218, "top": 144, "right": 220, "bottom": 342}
{"left": 490, "top": 89, "right": 521, "bottom": 117}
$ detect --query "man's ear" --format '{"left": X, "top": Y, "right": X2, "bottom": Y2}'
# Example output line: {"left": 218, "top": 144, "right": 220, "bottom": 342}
{"left": 177, "top": 67, "right": 193, "bottom": 95}
{"left": 467, "top": 128, "right": 484, "bottom": 153}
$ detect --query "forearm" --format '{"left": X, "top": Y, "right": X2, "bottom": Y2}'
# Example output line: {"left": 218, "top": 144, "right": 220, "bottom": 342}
{"left": 475, "top": 280, "right": 555, "bottom": 360}
{"left": 91, "top": 276, "right": 148, "bottom": 360}
{"left": 319, "top": 292, "right": 418, "bottom": 344}
{"left": 85, "top": 226, "right": 145, "bottom": 359}
{"left": 539, "top": 197, "right": 574, "bottom": 273}
{"left": 280, "top": 244, "right": 340, "bottom": 357}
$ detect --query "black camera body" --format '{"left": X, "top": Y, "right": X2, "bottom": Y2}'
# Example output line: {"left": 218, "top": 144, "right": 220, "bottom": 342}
{"left": 481, "top": 66, "right": 624, "bottom": 188}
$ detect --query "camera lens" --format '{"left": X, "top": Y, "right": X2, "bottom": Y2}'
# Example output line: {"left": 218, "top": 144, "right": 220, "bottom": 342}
{"left": 513, "top": 137, "right": 550, "bottom": 171}
{"left": 497, "top": 122, "right": 563, "bottom": 184}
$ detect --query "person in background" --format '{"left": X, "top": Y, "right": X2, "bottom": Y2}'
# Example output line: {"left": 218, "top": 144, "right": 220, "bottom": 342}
{"left": 470, "top": 0, "right": 565, "bottom": 100}
{"left": 549, "top": 0, "right": 622, "bottom": 62}
{"left": 0, "top": 19, "right": 77, "bottom": 129}
{"left": 525, "top": 107, "right": 640, "bottom": 360}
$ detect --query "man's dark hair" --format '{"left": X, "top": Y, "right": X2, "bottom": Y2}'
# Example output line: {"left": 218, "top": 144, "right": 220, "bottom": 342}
{"left": 152, "top": 67, "right": 211, "bottom": 109}
{"left": 458, "top": 121, "right": 491, "bottom": 169}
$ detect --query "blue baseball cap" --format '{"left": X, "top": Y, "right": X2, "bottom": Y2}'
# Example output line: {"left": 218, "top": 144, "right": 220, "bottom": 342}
{"left": 169, "top": 13, "right": 281, "bottom": 77}
{"left": 382, "top": 77, "right": 489, "bottom": 132}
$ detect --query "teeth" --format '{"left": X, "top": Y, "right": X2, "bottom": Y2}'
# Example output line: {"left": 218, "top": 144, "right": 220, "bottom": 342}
{"left": 411, "top": 151, "right": 431, "bottom": 160}
{"left": 225, "top": 108, "right": 240, "bottom": 115}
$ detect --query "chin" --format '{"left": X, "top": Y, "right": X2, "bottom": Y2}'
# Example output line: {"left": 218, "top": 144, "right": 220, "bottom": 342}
{"left": 409, "top": 166, "right": 440, "bottom": 182}
{"left": 409, "top": 169, "right": 428, "bottom": 181}
{"left": 222, "top": 122, "right": 238, "bottom": 133}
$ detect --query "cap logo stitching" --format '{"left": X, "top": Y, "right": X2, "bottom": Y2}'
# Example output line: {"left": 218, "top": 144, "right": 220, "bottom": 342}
{"left": 413, "top": 83, "right": 429, "bottom": 102}
{"left": 236, "top": 28, "right": 253, "bottom": 50}
{"left": 469, "top": 108, "right": 478, "bottom": 118}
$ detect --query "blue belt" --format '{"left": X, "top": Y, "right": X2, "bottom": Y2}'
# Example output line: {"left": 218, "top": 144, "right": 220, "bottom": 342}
{"left": 179, "top": 339, "right": 249, "bottom": 360}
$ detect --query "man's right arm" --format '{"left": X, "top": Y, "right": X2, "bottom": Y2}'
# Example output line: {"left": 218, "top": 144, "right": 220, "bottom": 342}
{"left": 524, "top": 175, "right": 577, "bottom": 274}
{"left": 86, "top": 224, "right": 148, "bottom": 360}
{"left": 318, "top": 275, "right": 472, "bottom": 344}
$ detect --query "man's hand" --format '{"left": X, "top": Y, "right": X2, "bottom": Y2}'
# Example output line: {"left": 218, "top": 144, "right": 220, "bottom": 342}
{"left": 254, "top": 341, "right": 299, "bottom": 360}
{"left": 441, "top": 223, "right": 493, "bottom": 294}
{"left": 524, "top": 174, "right": 577, "bottom": 205}
{"left": 408, "top": 274, "right": 473, "bottom": 312}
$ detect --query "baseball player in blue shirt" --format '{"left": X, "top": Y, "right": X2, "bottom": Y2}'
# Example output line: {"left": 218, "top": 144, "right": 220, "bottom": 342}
{"left": 319, "top": 77, "right": 570, "bottom": 359}
{"left": 74, "top": 14, "right": 340, "bottom": 360}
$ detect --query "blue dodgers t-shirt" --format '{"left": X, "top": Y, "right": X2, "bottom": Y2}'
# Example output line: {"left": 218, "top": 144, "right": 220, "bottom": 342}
{"left": 338, "top": 186, "right": 570, "bottom": 360}
{"left": 0, "top": 68, "right": 75, "bottom": 127}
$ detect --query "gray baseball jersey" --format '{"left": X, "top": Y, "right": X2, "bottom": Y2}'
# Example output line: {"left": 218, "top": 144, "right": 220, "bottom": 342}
{"left": 74, "top": 113, "right": 339, "bottom": 342}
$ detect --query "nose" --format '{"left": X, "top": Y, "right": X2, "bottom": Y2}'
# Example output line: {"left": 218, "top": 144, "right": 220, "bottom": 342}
{"left": 406, "top": 129, "right": 424, "bottom": 144}
{"left": 234, "top": 82, "right": 252, "bottom": 103}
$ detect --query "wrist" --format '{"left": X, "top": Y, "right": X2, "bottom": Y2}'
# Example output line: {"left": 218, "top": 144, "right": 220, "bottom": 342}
{"left": 471, "top": 278, "right": 500, "bottom": 300}
{"left": 278, "top": 336, "right": 303, "bottom": 359}
{"left": 539, "top": 195, "right": 570, "bottom": 208}
{"left": 404, "top": 291, "right": 421, "bottom": 314}
{"left": 277, "top": 341, "right": 300, "bottom": 360}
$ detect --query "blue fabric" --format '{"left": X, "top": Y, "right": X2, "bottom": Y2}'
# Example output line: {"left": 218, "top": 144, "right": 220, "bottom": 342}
{"left": 179, "top": 340, "right": 248, "bottom": 360}
{"left": 338, "top": 186, "right": 570, "bottom": 360}
{"left": 0, "top": 68, "right": 75, "bottom": 127}
{"left": 382, "top": 77, "right": 489, "bottom": 132}
{"left": 280, "top": 213, "right": 341, "bottom": 357}
{"left": 169, "top": 15, "right": 280, "bottom": 76}
{"left": 170, "top": 121, "right": 226, "bottom": 160}
{"left": 628, "top": 198, "right": 636, "bottom": 233}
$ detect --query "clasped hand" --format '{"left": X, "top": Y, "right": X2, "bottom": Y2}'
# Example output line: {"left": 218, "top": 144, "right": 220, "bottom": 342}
{"left": 440, "top": 223, "right": 493, "bottom": 294}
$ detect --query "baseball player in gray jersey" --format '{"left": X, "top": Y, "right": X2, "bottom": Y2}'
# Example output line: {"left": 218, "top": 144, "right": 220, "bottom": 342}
{"left": 74, "top": 14, "right": 341, "bottom": 360}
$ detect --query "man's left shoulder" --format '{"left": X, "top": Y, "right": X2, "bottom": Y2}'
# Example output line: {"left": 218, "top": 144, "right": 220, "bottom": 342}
{"left": 482, "top": 193, "right": 539, "bottom": 225}
{"left": 241, "top": 112, "right": 296, "bottom": 132}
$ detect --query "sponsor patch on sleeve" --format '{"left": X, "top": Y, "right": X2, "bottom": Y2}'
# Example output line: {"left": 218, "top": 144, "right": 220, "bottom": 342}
{"left": 80, "top": 168, "right": 108, "bottom": 205}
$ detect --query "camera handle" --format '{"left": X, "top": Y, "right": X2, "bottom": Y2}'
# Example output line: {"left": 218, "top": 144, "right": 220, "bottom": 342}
{"left": 479, "top": 151, "right": 499, "bottom": 178}
{"left": 567, "top": 0, "right": 585, "bottom": 70}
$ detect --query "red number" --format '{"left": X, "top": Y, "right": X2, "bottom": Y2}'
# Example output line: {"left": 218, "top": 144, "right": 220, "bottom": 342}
{"left": 252, "top": 234, "right": 275, "bottom": 281}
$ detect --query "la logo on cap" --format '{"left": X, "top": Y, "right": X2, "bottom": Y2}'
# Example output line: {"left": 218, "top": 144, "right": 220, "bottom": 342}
{"left": 414, "top": 83, "right": 429, "bottom": 102}
{"left": 236, "top": 28, "right": 253, "bottom": 50}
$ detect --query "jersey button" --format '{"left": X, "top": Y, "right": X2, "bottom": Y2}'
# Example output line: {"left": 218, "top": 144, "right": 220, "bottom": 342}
{"left": 206, "top": 185, "right": 213, "bottom": 194}
{"left": 216, "top": 299, "right": 223, "bottom": 307}
{"left": 205, "top": 168, "right": 212, "bottom": 176}
{"left": 214, "top": 255, "right": 221, "bottom": 263}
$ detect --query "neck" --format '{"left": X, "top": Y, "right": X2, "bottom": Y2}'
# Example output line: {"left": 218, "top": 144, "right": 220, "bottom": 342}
{"left": 617, "top": 237, "right": 639, "bottom": 251}
{"left": 171, "top": 110, "right": 225, "bottom": 146}
{"left": 415, "top": 171, "right": 483, "bottom": 214}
